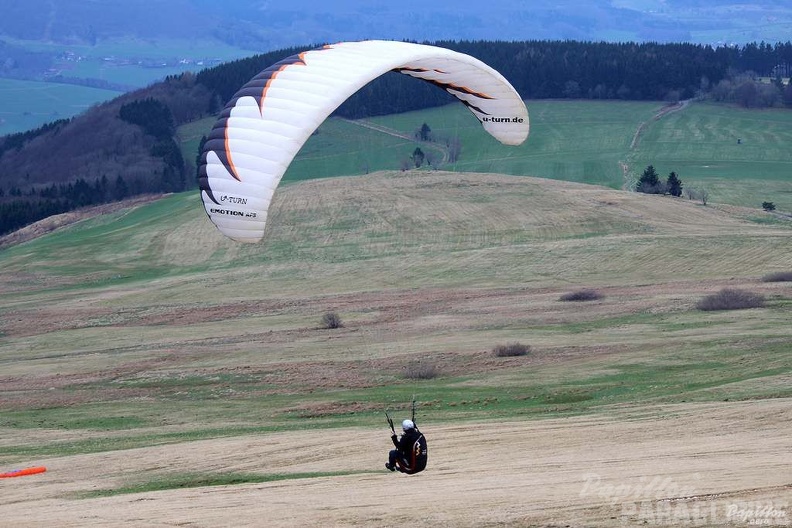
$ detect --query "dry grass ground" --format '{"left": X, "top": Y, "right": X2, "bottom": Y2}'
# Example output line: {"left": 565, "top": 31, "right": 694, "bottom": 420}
{"left": 0, "top": 401, "right": 789, "bottom": 527}
{"left": 1, "top": 171, "right": 790, "bottom": 526}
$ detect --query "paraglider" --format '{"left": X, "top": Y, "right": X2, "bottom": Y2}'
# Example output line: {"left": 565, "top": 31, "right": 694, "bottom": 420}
{"left": 199, "top": 40, "right": 529, "bottom": 243}
{"left": 385, "top": 399, "right": 427, "bottom": 474}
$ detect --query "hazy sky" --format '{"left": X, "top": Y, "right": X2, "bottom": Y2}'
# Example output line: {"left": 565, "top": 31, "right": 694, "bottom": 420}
{"left": 2, "top": 0, "right": 789, "bottom": 52}
{"left": 217, "top": 0, "right": 792, "bottom": 48}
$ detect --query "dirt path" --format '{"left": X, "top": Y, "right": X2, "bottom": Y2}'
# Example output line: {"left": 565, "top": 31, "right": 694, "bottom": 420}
{"left": 340, "top": 117, "right": 451, "bottom": 165}
{"left": 1, "top": 399, "right": 789, "bottom": 527}
{"left": 629, "top": 100, "right": 690, "bottom": 150}
{"left": 621, "top": 99, "right": 691, "bottom": 190}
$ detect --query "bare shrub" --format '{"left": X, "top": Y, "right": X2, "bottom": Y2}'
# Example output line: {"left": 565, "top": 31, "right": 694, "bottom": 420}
{"left": 685, "top": 186, "right": 709, "bottom": 205}
{"left": 403, "top": 360, "right": 439, "bottom": 380}
{"left": 493, "top": 342, "right": 531, "bottom": 357}
{"left": 695, "top": 289, "right": 765, "bottom": 311}
{"left": 761, "top": 271, "right": 792, "bottom": 282}
{"left": 321, "top": 312, "right": 343, "bottom": 329}
{"left": 559, "top": 289, "right": 603, "bottom": 302}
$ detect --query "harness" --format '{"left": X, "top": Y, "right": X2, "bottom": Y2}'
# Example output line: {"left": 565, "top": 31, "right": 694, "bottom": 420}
{"left": 396, "top": 431, "right": 428, "bottom": 474}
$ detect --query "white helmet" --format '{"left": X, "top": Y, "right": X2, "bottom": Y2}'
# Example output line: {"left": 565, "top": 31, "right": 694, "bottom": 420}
{"left": 402, "top": 419, "right": 415, "bottom": 431}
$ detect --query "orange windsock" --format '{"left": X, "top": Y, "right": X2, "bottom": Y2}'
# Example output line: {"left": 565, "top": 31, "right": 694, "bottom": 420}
{"left": 0, "top": 466, "right": 47, "bottom": 478}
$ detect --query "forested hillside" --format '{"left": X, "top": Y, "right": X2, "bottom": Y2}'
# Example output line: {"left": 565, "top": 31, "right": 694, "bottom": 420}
{"left": 198, "top": 41, "right": 792, "bottom": 116}
{"left": 1, "top": 39, "right": 791, "bottom": 237}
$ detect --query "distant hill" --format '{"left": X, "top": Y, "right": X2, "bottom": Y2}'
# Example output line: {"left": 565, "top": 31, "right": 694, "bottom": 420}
{"left": 2, "top": 0, "right": 792, "bottom": 50}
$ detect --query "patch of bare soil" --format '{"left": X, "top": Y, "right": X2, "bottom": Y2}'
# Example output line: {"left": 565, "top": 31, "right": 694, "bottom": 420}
{"left": 0, "top": 399, "right": 788, "bottom": 527}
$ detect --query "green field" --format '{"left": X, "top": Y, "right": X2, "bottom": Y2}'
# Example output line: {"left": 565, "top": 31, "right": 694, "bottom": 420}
{"left": 0, "top": 36, "right": 253, "bottom": 134}
{"left": 0, "top": 78, "right": 123, "bottom": 135}
{"left": 370, "top": 100, "right": 658, "bottom": 188}
{"left": 5, "top": 35, "right": 253, "bottom": 88}
{"left": 628, "top": 102, "right": 792, "bottom": 206}
{"left": 183, "top": 100, "right": 792, "bottom": 212}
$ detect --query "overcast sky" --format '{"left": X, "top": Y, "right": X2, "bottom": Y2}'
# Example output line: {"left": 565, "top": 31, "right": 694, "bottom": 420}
{"left": 225, "top": 0, "right": 792, "bottom": 48}
{"left": 3, "top": 0, "right": 788, "bottom": 52}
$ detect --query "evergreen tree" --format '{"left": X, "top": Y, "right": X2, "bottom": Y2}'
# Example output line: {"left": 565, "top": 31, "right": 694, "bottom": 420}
{"left": 418, "top": 123, "right": 432, "bottom": 141}
{"left": 666, "top": 171, "right": 683, "bottom": 197}
{"left": 784, "top": 81, "right": 792, "bottom": 107}
{"left": 637, "top": 165, "right": 662, "bottom": 194}
{"left": 118, "top": 98, "right": 175, "bottom": 139}
{"left": 412, "top": 147, "right": 425, "bottom": 168}
{"left": 114, "top": 175, "right": 129, "bottom": 201}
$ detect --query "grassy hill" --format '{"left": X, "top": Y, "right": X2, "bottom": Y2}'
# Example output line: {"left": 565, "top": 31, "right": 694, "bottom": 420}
{"left": 1, "top": 170, "right": 789, "bottom": 440}
{"left": 179, "top": 100, "right": 792, "bottom": 212}
{"left": 0, "top": 170, "right": 789, "bottom": 524}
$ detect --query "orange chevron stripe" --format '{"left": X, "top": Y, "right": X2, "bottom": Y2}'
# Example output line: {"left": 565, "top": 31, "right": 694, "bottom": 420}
{"left": 224, "top": 127, "right": 239, "bottom": 181}
{"left": 258, "top": 56, "right": 307, "bottom": 115}
{"left": 224, "top": 56, "right": 308, "bottom": 182}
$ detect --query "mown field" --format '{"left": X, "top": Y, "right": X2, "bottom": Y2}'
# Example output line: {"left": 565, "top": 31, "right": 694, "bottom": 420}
{"left": 2, "top": 124, "right": 791, "bottom": 524}
{"left": 1, "top": 170, "right": 789, "bottom": 446}
{"left": 181, "top": 100, "right": 792, "bottom": 213}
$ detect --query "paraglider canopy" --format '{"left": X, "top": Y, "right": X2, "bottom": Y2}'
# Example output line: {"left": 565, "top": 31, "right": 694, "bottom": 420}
{"left": 199, "top": 40, "right": 529, "bottom": 243}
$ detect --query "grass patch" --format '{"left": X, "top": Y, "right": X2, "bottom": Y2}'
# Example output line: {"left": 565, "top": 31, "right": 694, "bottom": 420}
{"left": 542, "top": 390, "right": 594, "bottom": 404}
{"left": 80, "top": 470, "right": 369, "bottom": 498}
{"left": 696, "top": 288, "right": 766, "bottom": 311}
{"left": 0, "top": 424, "right": 307, "bottom": 461}
{"left": 747, "top": 215, "right": 791, "bottom": 226}
{"left": 1, "top": 406, "right": 154, "bottom": 431}
{"left": 58, "top": 415, "right": 148, "bottom": 430}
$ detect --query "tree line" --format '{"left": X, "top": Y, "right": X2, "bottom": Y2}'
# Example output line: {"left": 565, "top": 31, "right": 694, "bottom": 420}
{"left": 0, "top": 176, "right": 138, "bottom": 236}
{"left": 196, "top": 40, "right": 792, "bottom": 117}
{"left": 2, "top": 39, "right": 791, "bottom": 236}
{"left": 0, "top": 118, "right": 71, "bottom": 159}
